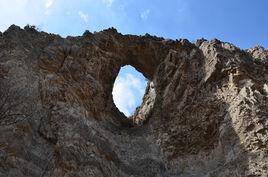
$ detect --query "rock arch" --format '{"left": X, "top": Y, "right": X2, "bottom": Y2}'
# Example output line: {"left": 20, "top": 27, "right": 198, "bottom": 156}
{"left": 0, "top": 26, "right": 267, "bottom": 176}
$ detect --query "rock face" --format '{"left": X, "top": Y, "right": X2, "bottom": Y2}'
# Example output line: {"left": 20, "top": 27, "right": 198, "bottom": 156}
{"left": 0, "top": 25, "right": 268, "bottom": 177}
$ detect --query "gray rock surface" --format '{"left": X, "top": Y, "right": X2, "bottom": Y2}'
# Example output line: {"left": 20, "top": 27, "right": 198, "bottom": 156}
{"left": 0, "top": 25, "right": 267, "bottom": 177}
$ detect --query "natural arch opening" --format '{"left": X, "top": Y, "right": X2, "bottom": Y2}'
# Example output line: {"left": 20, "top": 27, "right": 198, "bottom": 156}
{"left": 112, "top": 65, "right": 148, "bottom": 117}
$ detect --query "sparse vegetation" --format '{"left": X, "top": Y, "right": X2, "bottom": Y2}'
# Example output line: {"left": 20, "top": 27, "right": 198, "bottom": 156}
{"left": 24, "top": 24, "right": 39, "bottom": 32}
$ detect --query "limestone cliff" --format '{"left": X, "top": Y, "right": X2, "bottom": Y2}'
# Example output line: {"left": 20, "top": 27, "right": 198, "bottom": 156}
{"left": 0, "top": 25, "right": 267, "bottom": 177}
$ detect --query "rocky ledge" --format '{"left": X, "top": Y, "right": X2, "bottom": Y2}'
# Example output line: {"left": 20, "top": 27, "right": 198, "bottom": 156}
{"left": 0, "top": 25, "right": 267, "bottom": 177}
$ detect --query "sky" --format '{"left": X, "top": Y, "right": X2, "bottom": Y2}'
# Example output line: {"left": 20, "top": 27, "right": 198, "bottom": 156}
{"left": 112, "top": 66, "right": 147, "bottom": 117}
{"left": 0, "top": 0, "right": 267, "bottom": 116}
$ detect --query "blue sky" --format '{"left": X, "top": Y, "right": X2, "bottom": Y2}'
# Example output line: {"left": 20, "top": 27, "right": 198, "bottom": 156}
{"left": 0, "top": 0, "right": 267, "bottom": 116}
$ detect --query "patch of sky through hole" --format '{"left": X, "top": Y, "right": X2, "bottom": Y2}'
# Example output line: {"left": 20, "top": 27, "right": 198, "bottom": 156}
{"left": 112, "top": 65, "right": 148, "bottom": 117}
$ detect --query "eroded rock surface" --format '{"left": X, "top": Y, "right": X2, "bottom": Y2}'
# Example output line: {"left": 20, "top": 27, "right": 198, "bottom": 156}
{"left": 0, "top": 25, "right": 267, "bottom": 177}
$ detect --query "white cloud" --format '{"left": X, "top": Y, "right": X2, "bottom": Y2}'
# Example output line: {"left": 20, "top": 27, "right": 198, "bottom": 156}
{"left": 112, "top": 73, "right": 146, "bottom": 117}
{"left": 44, "top": 0, "right": 55, "bottom": 15}
{"left": 140, "top": 9, "right": 150, "bottom": 21}
{"left": 45, "top": 0, "right": 54, "bottom": 9}
{"left": 0, "top": 0, "right": 46, "bottom": 32}
{"left": 78, "top": 11, "right": 89, "bottom": 23}
{"left": 101, "top": 0, "right": 114, "bottom": 7}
